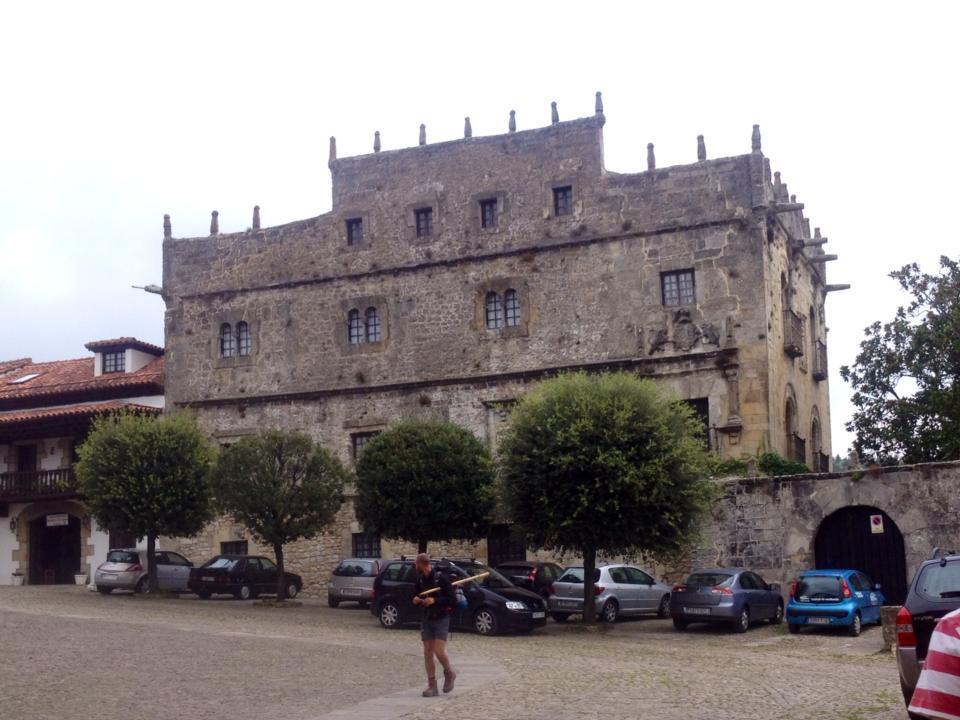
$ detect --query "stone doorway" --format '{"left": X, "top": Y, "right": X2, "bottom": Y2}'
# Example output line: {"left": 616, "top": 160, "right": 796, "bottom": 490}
{"left": 814, "top": 506, "right": 908, "bottom": 605}
{"left": 28, "top": 513, "right": 82, "bottom": 584}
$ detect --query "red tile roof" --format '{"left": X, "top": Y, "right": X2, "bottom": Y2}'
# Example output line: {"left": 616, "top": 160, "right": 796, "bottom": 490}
{"left": 0, "top": 359, "right": 32, "bottom": 377}
{"left": 0, "top": 356, "right": 164, "bottom": 404}
{"left": 84, "top": 337, "right": 164, "bottom": 355}
{"left": 0, "top": 401, "right": 161, "bottom": 426}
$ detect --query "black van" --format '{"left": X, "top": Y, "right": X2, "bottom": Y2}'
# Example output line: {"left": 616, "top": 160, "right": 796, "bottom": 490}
{"left": 371, "top": 557, "right": 547, "bottom": 635}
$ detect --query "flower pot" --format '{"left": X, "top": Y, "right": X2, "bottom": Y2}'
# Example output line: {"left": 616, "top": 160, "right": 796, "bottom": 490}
{"left": 74, "top": 573, "right": 88, "bottom": 585}
{"left": 11, "top": 574, "right": 24, "bottom": 586}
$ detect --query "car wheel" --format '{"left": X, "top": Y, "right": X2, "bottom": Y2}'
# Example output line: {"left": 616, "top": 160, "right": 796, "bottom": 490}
{"left": 552, "top": 613, "right": 570, "bottom": 623}
{"left": 379, "top": 601, "right": 400, "bottom": 629}
{"left": 286, "top": 583, "right": 298, "bottom": 599}
{"left": 236, "top": 584, "right": 252, "bottom": 601}
{"left": 601, "top": 599, "right": 619, "bottom": 623}
{"left": 735, "top": 606, "right": 750, "bottom": 633}
{"left": 672, "top": 618, "right": 688, "bottom": 631}
{"left": 848, "top": 611, "right": 862, "bottom": 637}
{"left": 135, "top": 577, "right": 151, "bottom": 594}
{"left": 197, "top": 591, "right": 211, "bottom": 600}
{"left": 474, "top": 608, "right": 499, "bottom": 635}
{"left": 328, "top": 596, "right": 340, "bottom": 608}
{"left": 96, "top": 586, "right": 112, "bottom": 595}
{"left": 788, "top": 623, "right": 800, "bottom": 634}
{"left": 657, "top": 595, "right": 671, "bottom": 619}
{"left": 770, "top": 601, "right": 784, "bottom": 625}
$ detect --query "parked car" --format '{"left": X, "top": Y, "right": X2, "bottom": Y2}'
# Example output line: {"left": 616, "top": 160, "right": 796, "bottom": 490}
{"left": 187, "top": 555, "right": 302, "bottom": 600}
{"left": 95, "top": 548, "right": 193, "bottom": 594}
{"left": 549, "top": 564, "right": 672, "bottom": 623}
{"left": 786, "top": 569, "right": 884, "bottom": 636}
{"left": 371, "top": 557, "right": 547, "bottom": 635}
{"left": 897, "top": 549, "right": 960, "bottom": 716}
{"left": 671, "top": 568, "right": 783, "bottom": 632}
{"left": 328, "top": 558, "right": 382, "bottom": 608}
{"left": 495, "top": 561, "right": 564, "bottom": 600}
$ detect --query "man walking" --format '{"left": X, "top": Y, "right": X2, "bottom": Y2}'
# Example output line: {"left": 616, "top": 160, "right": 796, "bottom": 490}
{"left": 412, "top": 553, "right": 457, "bottom": 697}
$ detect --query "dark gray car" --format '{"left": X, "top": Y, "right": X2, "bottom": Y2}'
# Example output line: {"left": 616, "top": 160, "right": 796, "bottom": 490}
{"left": 671, "top": 568, "right": 784, "bottom": 632}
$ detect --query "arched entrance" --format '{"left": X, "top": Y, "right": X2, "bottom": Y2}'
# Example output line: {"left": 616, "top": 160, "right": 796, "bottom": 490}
{"left": 28, "top": 513, "right": 81, "bottom": 584}
{"left": 814, "top": 506, "right": 908, "bottom": 604}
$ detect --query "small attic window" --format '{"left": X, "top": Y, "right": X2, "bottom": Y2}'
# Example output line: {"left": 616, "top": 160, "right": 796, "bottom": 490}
{"left": 103, "top": 351, "right": 125, "bottom": 373}
{"left": 7, "top": 373, "right": 40, "bottom": 385}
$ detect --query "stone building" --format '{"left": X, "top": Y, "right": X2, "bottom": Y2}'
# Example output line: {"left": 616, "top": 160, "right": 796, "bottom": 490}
{"left": 161, "top": 96, "right": 845, "bottom": 592}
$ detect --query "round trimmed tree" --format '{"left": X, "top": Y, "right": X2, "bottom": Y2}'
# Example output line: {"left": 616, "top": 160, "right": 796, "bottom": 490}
{"left": 499, "top": 372, "right": 713, "bottom": 623}
{"left": 354, "top": 420, "right": 495, "bottom": 553}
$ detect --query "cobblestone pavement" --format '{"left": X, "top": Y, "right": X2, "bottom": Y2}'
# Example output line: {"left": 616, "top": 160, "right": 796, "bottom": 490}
{"left": 0, "top": 587, "right": 907, "bottom": 720}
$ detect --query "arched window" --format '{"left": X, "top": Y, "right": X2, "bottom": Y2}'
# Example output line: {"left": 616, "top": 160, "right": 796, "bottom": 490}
{"left": 811, "top": 417, "right": 821, "bottom": 455}
{"left": 485, "top": 292, "right": 503, "bottom": 329}
{"left": 219, "top": 323, "right": 236, "bottom": 357}
{"left": 504, "top": 289, "right": 520, "bottom": 327}
{"left": 348, "top": 309, "right": 364, "bottom": 345}
{"left": 236, "top": 322, "right": 251, "bottom": 356}
{"left": 365, "top": 307, "right": 380, "bottom": 343}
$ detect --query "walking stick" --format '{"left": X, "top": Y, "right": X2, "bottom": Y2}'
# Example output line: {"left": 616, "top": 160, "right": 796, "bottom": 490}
{"left": 417, "top": 572, "right": 490, "bottom": 597}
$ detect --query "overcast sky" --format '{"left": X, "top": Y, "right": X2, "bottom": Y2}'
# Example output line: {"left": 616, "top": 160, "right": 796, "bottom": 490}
{"left": 1, "top": 2, "right": 957, "bottom": 453}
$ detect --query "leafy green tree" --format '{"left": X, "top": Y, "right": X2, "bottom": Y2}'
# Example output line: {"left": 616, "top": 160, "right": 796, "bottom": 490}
{"left": 355, "top": 420, "right": 495, "bottom": 553}
{"left": 211, "top": 431, "right": 348, "bottom": 600}
{"left": 499, "top": 372, "right": 713, "bottom": 623}
{"left": 76, "top": 411, "right": 216, "bottom": 592}
{"left": 841, "top": 256, "right": 960, "bottom": 464}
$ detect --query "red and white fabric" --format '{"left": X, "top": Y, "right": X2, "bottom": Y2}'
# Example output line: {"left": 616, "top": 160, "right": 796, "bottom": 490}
{"left": 910, "top": 608, "right": 960, "bottom": 720}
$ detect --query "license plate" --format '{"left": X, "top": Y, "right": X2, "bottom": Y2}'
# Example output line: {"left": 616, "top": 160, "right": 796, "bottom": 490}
{"left": 808, "top": 617, "right": 831, "bottom": 624}
{"left": 102, "top": 573, "right": 117, "bottom": 580}
{"left": 342, "top": 588, "right": 362, "bottom": 597}
{"left": 557, "top": 600, "right": 579, "bottom": 608}
{"left": 532, "top": 611, "right": 545, "bottom": 619}
{"left": 202, "top": 576, "right": 214, "bottom": 582}
{"left": 684, "top": 607, "right": 710, "bottom": 615}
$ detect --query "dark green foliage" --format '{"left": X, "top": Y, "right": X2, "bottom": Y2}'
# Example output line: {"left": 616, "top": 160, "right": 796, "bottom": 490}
{"left": 705, "top": 456, "right": 750, "bottom": 477}
{"left": 354, "top": 420, "right": 495, "bottom": 553}
{"left": 211, "top": 431, "right": 348, "bottom": 600}
{"left": 755, "top": 452, "right": 811, "bottom": 477}
{"left": 841, "top": 256, "right": 960, "bottom": 464}
{"left": 75, "top": 411, "right": 216, "bottom": 591}
{"left": 498, "top": 372, "right": 714, "bottom": 622}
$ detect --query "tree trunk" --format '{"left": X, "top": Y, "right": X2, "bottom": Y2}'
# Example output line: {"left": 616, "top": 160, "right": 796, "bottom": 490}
{"left": 147, "top": 533, "right": 159, "bottom": 593}
{"left": 418, "top": 539, "right": 427, "bottom": 554}
{"left": 582, "top": 546, "right": 597, "bottom": 624}
{"left": 274, "top": 542, "right": 286, "bottom": 602}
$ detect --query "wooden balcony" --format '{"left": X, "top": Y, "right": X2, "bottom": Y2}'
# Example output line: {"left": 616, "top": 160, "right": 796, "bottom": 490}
{"left": 783, "top": 310, "right": 804, "bottom": 358}
{"left": 813, "top": 340, "right": 828, "bottom": 382}
{"left": 0, "top": 468, "right": 78, "bottom": 503}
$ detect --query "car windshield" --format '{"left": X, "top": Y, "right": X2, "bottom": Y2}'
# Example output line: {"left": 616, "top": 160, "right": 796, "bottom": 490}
{"left": 106, "top": 550, "right": 139, "bottom": 564}
{"left": 685, "top": 572, "right": 733, "bottom": 588}
{"left": 917, "top": 560, "right": 960, "bottom": 599}
{"left": 455, "top": 563, "right": 513, "bottom": 589}
{"left": 557, "top": 567, "right": 601, "bottom": 583}
{"left": 335, "top": 561, "right": 374, "bottom": 577}
{"left": 795, "top": 576, "right": 843, "bottom": 602}
{"left": 203, "top": 556, "right": 239, "bottom": 570}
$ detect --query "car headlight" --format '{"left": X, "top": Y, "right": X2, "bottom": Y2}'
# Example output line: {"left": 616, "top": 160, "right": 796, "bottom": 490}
{"left": 505, "top": 601, "right": 527, "bottom": 611}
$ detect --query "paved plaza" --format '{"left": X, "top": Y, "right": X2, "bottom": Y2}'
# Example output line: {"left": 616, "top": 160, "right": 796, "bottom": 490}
{"left": 0, "top": 587, "right": 906, "bottom": 720}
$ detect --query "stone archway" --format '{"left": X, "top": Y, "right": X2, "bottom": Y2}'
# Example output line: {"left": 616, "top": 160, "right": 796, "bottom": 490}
{"left": 12, "top": 501, "right": 94, "bottom": 583}
{"left": 814, "top": 505, "right": 908, "bottom": 604}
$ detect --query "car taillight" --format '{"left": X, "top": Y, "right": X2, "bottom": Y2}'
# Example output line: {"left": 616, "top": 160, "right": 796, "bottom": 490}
{"left": 790, "top": 580, "right": 798, "bottom": 598}
{"left": 672, "top": 585, "right": 687, "bottom": 593}
{"left": 528, "top": 569, "right": 537, "bottom": 581}
{"left": 840, "top": 579, "right": 852, "bottom": 599}
{"left": 127, "top": 564, "right": 143, "bottom": 572}
{"left": 896, "top": 606, "right": 916, "bottom": 648}
{"left": 711, "top": 587, "right": 734, "bottom": 596}
{"left": 594, "top": 585, "right": 605, "bottom": 596}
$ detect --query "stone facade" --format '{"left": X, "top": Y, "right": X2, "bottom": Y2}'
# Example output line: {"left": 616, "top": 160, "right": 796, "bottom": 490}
{"left": 161, "top": 102, "right": 841, "bottom": 593}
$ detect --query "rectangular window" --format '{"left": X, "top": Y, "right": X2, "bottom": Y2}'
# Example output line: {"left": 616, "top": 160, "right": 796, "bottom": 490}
{"left": 480, "top": 198, "right": 498, "bottom": 229}
{"left": 220, "top": 540, "right": 248, "bottom": 556}
{"left": 351, "top": 431, "right": 379, "bottom": 460}
{"left": 553, "top": 186, "right": 572, "bottom": 216}
{"left": 351, "top": 533, "right": 382, "bottom": 559}
{"left": 661, "top": 269, "right": 695, "bottom": 307}
{"left": 103, "top": 351, "right": 125, "bottom": 373}
{"left": 415, "top": 207, "right": 433, "bottom": 238}
{"left": 346, "top": 218, "right": 363, "bottom": 246}
{"left": 683, "top": 397, "right": 711, "bottom": 450}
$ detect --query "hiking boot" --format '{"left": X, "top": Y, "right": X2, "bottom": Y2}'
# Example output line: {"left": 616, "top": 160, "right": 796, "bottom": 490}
{"left": 422, "top": 678, "right": 439, "bottom": 697}
{"left": 443, "top": 669, "right": 457, "bottom": 693}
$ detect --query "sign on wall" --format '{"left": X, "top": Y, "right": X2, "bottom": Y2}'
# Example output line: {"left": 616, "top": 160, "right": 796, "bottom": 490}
{"left": 870, "top": 514, "right": 885, "bottom": 534}
{"left": 46, "top": 513, "right": 69, "bottom": 527}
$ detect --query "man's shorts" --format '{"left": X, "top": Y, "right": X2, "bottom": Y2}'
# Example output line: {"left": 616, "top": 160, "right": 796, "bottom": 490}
{"left": 421, "top": 614, "right": 450, "bottom": 641}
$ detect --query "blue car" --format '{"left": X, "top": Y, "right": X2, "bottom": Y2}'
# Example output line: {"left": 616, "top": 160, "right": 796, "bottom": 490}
{"left": 786, "top": 569, "right": 885, "bottom": 636}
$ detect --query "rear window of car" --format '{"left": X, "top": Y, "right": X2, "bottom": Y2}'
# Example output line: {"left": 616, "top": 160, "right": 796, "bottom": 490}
{"left": 334, "top": 561, "right": 376, "bottom": 577}
{"left": 558, "top": 567, "right": 601, "bottom": 583}
{"left": 916, "top": 560, "right": 960, "bottom": 600}
{"left": 106, "top": 550, "right": 139, "bottom": 564}
{"left": 203, "top": 556, "right": 239, "bottom": 570}
{"left": 685, "top": 572, "right": 733, "bottom": 588}
{"left": 795, "top": 576, "right": 843, "bottom": 602}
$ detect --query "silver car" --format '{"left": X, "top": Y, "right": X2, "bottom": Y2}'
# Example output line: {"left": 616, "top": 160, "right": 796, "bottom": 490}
{"left": 94, "top": 548, "right": 193, "bottom": 594}
{"left": 327, "top": 558, "right": 382, "bottom": 608}
{"left": 549, "top": 564, "right": 672, "bottom": 622}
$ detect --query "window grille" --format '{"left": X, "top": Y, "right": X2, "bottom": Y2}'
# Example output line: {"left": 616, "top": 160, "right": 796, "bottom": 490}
{"left": 415, "top": 207, "right": 433, "bottom": 238}
{"left": 219, "top": 323, "right": 236, "bottom": 357}
{"left": 365, "top": 307, "right": 381, "bottom": 343}
{"left": 346, "top": 218, "right": 363, "bottom": 246}
{"left": 504, "top": 289, "right": 520, "bottom": 327}
{"left": 103, "top": 351, "right": 125, "bottom": 373}
{"left": 348, "top": 309, "right": 364, "bottom": 345}
{"left": 661, "top": 270, "right": 695, "bottom": 307}
{"left": 351, "top": 432, "right": 378, "bottom": 460}
{"left": 553, "top": 186, "right": 572, "bottom": 216}
{"left": 236, "top": 322, "right": 251, "bottom": 356}
{"left": 480, "top": 198, "right": 497, "bottom": 228}
{"left": 485, "top": 292, "right": 504, "bottom": 329}
{"left": 352, "top": 533, "right": 381, "bottom": 559}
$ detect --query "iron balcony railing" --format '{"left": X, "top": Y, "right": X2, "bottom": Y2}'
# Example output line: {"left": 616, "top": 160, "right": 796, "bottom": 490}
{"left": 783, "top": 309, "right": 804, "bottom": 358}
{"left": 0, "top": 468, "right": 78, "bottom": 502}
{"left": 813, "top": 340, "right": 828, "bottom": 382}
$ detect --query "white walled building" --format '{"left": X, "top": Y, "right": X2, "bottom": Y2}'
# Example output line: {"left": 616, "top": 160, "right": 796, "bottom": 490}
{"left": 0, "top": 338, "right": 163, "bottom": 585}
